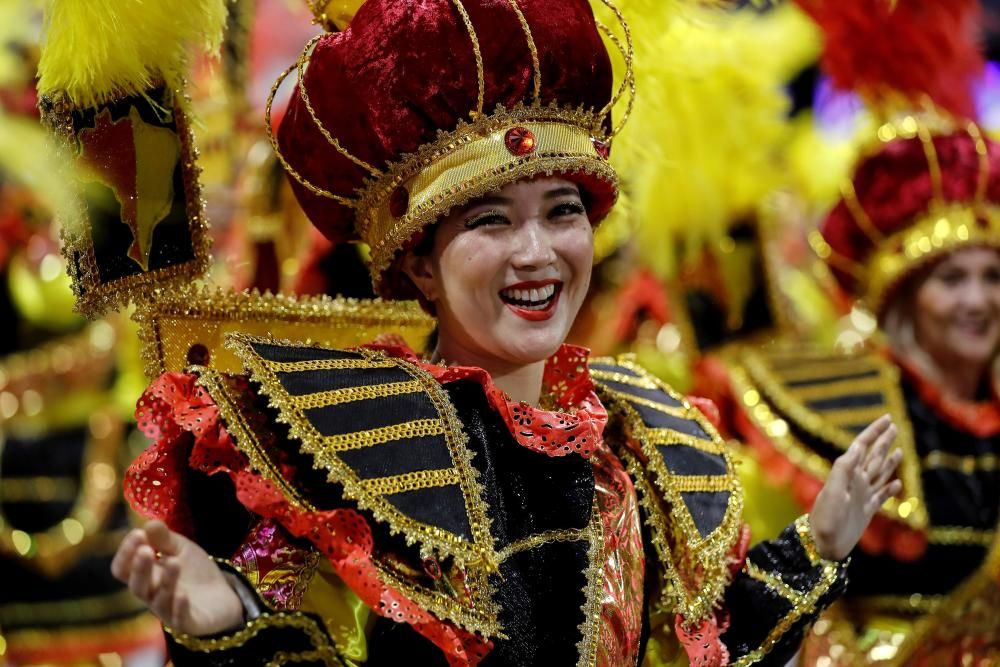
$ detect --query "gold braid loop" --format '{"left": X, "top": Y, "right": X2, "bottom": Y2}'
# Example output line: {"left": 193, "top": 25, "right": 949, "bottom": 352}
{"left": 449, "top": 0, "right": 486, "bottom": 119}
{"left": 506, "top": 0, "right": 542, "bottom": 103}
{"left": 917, "top": 120, "right": 945, "bottom": 204}
{"left": 841, "top": 179, "right": 885, "bottom": 244}
{"left": 265, "top": 56, "right": 359, "bottom": 207}
{"left": 594, "top": 0, "right": 635, "bottom": 138}
{"left": 297, "top": 35, "right": 383, "bottom": 176}
{"left": 967, "top": 121, "right": 990, "bottom": 209}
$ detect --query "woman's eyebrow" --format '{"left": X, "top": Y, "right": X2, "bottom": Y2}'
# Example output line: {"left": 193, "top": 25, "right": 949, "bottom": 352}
{"left": 469, "top": 195, "right": 513, "bottom": 208}
{"left": 544, "top": 187, "right": 580, "bottom": 200}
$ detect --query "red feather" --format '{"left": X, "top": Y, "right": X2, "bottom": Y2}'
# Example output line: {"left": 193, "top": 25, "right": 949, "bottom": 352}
{"left": 796, "top": 0, "right": 984, "bottom": 119}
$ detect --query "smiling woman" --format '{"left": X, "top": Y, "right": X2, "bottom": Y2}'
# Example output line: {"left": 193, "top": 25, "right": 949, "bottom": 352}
{"left": 99, "top": 0, "right": 902, "bottom": 665}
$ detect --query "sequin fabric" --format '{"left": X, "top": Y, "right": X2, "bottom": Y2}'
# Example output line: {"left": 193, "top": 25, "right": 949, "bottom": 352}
{"left": 230, "top": 519, "right": 320, "bottom": 610}
{"left": 591, "top": 438, "right": 646, "bottom": 667}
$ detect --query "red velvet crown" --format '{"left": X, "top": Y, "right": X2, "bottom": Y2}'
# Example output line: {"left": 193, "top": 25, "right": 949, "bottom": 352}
{"left": 814, "top": 124, "right": 1000, "bottom": 315}
{"left": 274, "top": 0, "right": 626, "bottom": 297}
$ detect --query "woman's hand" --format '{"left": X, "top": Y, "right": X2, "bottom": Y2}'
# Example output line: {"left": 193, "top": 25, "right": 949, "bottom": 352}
{"left": 809, "top": 414, "right": 903, "bottom": 561}
{"left": 111, "top": 520, "right": 245, "bottom": 636}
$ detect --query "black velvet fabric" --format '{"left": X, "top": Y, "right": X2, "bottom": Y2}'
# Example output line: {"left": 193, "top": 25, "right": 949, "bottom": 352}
{"left": 722, "top": 522, "right": 848, "bottom": 666}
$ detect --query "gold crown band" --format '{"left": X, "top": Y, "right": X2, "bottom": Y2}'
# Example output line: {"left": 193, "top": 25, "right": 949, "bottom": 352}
{"left": 866, "top": 204, "right": 1000, "bottom": 313}
{"left": 355, "top": 103, "right": 616, "bottom": 284}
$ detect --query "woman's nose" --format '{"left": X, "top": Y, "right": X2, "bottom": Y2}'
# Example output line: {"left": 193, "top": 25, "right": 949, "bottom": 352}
{"left": 511, "top": 220, "right": 556, "bottom": 270}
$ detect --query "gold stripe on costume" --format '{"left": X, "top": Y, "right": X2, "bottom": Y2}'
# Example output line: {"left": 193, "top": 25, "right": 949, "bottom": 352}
{"left": 819, "top": 405, "right": 892, "bottom": 428}
{"left": 927, "top": 526, "right": 995, "bottom": 547}
{"left": 769, "top": 358, "right": 880, "bottom": 384}
{"left": 670, "top": 475, "right": 732, "bottom": 493}
{"left": 923, "top": 451, "right": 1000, "bottom": 474}
{"left": 857, "top": 593, "right": 944, "bottom": 615}
{"left": 263, "top": 357, "right": 397, "bottom": 373}
{"left": 0, "top": 477, "right": 79, "bottom": 502}
{"left": 600, "top": 388, "right": 691, "bottom": 419}
{"left": 745, "top": 562, "right": 805, "bottom": 606}
{"left": 783, "top": 376, "right": 886, "bottom": 403}
{"left": 292, "top": 380, "right": 423, "bottom": 410}
{"left": 0, "top": 589, "right": 146, "bottom": 626}
{"left": 321, "top": 419, "right": 446, "bottom": 452}
{"left": 590, "top": 369, "right": 658, "bottom": 390}
{"left": 360, "top": 469, "right": 461, "bottom": 496}
{"left": 640, "top": 426, "right": 724, "bottom": 454}
{"left": 497, "top": 527, "right": 589, "bottom": 563}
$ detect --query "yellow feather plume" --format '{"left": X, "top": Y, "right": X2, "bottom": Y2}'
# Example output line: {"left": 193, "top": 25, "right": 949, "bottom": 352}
{"left": 37, "top": 0, "right": 228, "bottom": 108}
{"left": 597, "top": 3, "right": 821, "bottom": 277}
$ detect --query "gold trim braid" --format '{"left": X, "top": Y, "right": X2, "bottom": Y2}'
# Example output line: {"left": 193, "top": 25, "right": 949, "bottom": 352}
{"left": 865, "top": 204, "right": 1000, "bottom": 314}
{"left": 355, "top": 103, "right": 617, "bottom": 285}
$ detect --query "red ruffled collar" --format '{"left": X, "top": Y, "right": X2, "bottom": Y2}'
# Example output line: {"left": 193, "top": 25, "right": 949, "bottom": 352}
{"left": 366, "top": 343, "right": 608, "bottom": 458}
{"left": 892, "top": 353, "right": 1000, "bottom": 438}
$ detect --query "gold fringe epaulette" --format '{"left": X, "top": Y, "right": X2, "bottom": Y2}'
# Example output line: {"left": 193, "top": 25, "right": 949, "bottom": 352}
{"left": 727, "top": 345, "right": 927, "bottom": 531}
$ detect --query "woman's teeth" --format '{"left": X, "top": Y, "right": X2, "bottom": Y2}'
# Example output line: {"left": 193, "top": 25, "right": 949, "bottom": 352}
{"left": 500, "top": 284, "right": 557, "bottom": 309}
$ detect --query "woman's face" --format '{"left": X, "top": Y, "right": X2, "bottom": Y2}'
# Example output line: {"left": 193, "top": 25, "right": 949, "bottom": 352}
{"left": 913, "top": 246, "right": 1000, "bottom": 372}
{"left": 403, "top": 177, "right": 594, "bottom": 368}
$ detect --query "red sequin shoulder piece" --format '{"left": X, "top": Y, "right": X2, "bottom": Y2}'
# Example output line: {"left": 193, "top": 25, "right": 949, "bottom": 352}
{"left": 124, "top": 372, "right": 491, "bottom": 667}
{"left": 365, "top": 343, "right": 609, "bottom": 458}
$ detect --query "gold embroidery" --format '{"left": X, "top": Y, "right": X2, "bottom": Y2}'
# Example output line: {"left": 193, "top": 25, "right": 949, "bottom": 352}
{"left": 795, "top": 514, "right": 824, "bottom": 566}
{"left": 133, "top": 284, "right": 433, "bottom": 378}
{"left": 923, "top": 451, "right": 1000, "bottom": 474}
{"left": 360, "top": 469, "right": 461, "bottom": 495}
{"left": 590, "top": 369, "right": 658, "bottom": 390}
{"left": 599, "top": 387, "right": 691, "bottom": 420}
{"left": 594, "top": 357, "right": 743, "bottom": 624}
{"left": 731, "top": 562, "right": 841, "bottom": 667}
{"left": 0, "top": 589, "right": 146, "bottom": 626}
{"left": 0, "top": 477, "right": 79, "bottom": 502}
{"left": 497, "top": 527, "right": 588, "bottom": 563}
{"left": 927, "top": 526, "right": 995, "bottom": 547}
{"left": 731, "top": 347, "right": 927, "bottom": 532}
{"left": 294, "top": 381, "right": 424, "bottom": 410}
{"left": 39, "top": 92, "right": 211, "bottom": 319}
{"left": 639, "top": 426, "right": 725, "bottom": 455}
{"left": 264, "top": 358, "right": 398, "bottom": 373}
{"left": 785, "top": 376, "right": 886, "bottom": 403}
{"left": 744, "top": 562, "right": 805, "bottom": 606}
{"left": 856, "top": 594, "right": 944, "bottom": 615}
{"left": 575, "top": 501, "right": 604, "bottom": 667}
{"left": 321, "top": 419, "right": 446, "bottom": 452}
{"left": 268, "top": 650, "right": 346, "bottom": 667}
{"left": 670, "top": 475, "right": 732, "bottom": 493}
{"left": 167, "top": 612, "right": 340, "bottom": 663}
{"left": 219, "top": 335, "right": 500, "bottom": 636}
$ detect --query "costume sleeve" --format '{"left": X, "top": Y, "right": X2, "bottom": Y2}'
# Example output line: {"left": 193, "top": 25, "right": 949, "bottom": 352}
{"left": 163, "top": 521, "right": 348, "bottom": 666}
{"left": 164, "top": 560, "right": 346, "bottom": 666}
{"left": 720, "top": 515, "right": 849, "bottom": 666}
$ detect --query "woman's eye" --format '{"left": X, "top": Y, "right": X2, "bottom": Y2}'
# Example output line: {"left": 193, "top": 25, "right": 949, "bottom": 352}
{"left": 464, "top": 211, "right": 509, "bottom": 229}
{"left": 549, "top": 201, "right": 586, "bottom": 219}
{"left": 937, "top": 271, "right": 965, "bottom": 286}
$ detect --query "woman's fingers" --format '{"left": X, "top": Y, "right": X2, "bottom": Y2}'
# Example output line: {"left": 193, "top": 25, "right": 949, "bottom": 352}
{"left": 111, "top": 529, "right": 147, "bottom": 582}
{"left": 865, "top": 479, "right": 903, "bottom": 514}
{"left": 864, "top": 423, "right": 897, "bottom": 480}
{"left": 872, "top": 449, "right": 903, "bottom": 489}
{"left": 854, "top": 414, "right": 893, "bottom": 450}
{"left": 128, "top": 545, "right": 157, "bottom": 602}
{"left": 149, "top": 558, "right": 181, "bottom": 623}
{"left": 144, "top": 520, "right": 181, "bottom": 557}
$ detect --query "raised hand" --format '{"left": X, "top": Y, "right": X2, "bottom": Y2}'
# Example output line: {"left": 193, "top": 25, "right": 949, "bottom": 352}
{"left": 111, "top": 520, "right": 244, "bottom": 636}
{"left": 809, "top": 414, "right": 903, "bottom": 561}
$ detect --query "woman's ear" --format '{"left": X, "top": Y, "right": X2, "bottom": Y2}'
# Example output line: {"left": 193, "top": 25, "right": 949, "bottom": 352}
{"left": 401, "top": 252, "right": 438, "bottom": 303}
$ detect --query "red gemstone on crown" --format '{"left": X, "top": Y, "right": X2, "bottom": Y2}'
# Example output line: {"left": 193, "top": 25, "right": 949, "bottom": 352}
{"left": 592, "top": 137, "right": 610, "bottom": 160}
{"left": 389, "top": 185, "right": 409, "bottom": 218}
{"left": 505, "top": 127, "right": 536, "bottom": 156}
